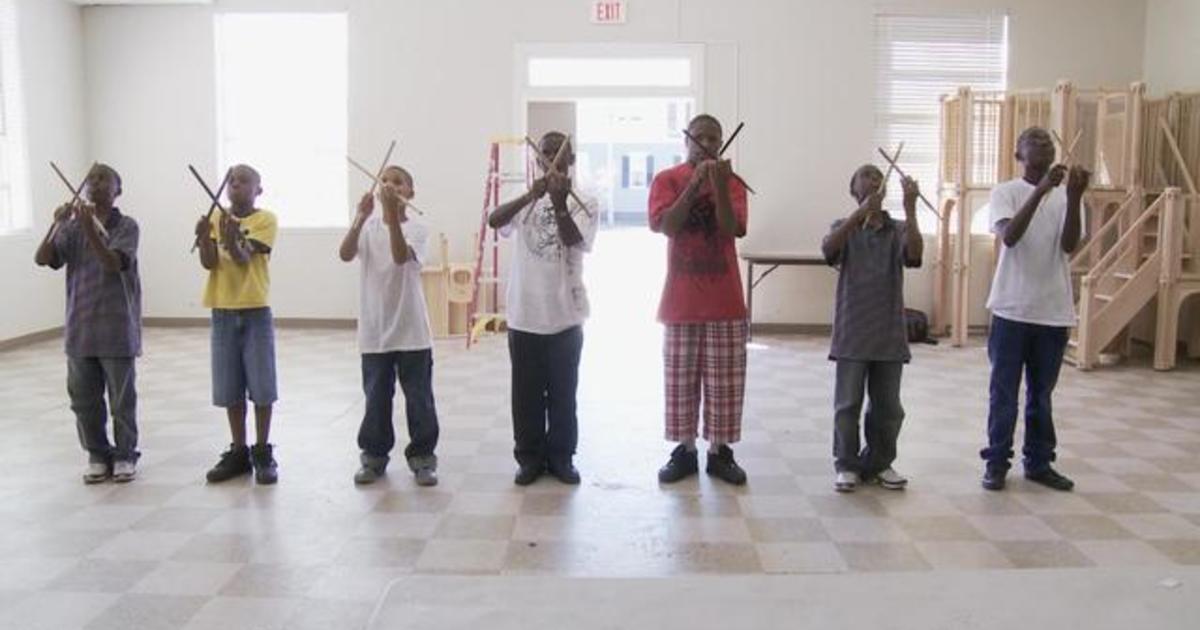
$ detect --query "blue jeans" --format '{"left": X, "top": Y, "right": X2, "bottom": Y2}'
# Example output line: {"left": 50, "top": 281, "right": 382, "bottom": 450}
{"left": 67, "top": 356, "right": 138, "bottom": 464}
{"left": 211, "top": 307, "right": 277, "bottom": 407}
{"left": 508, "top": 326, "right": 583, "bottom": 469}
{"left": 358, "top": 350, "right": 439, "bottom": 463}
{"left": 982, "top": 316, "right": 1068, "bottom": 473}
{"left": 833, "top": 360, "right": 904, "bottom": 475}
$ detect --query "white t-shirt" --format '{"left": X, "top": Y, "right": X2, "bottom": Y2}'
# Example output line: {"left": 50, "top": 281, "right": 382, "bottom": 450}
{"left": 986, "top": 178, "right": 1084, "bottom": 327}
{"left": 357, "top": 214, "right": 433, "bottom": 353}
{"left": 501, "top": 190, "right": 599, "bottom": 335}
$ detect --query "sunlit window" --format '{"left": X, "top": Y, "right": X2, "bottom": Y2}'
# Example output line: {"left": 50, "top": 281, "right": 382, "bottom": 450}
{"left": 215, "top": 13, "right": 348, "bottom": 227}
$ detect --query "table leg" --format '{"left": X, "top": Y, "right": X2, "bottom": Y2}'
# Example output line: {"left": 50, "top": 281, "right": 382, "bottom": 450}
{"left": 746, "top": 260, "right": 754, "bottom": 341}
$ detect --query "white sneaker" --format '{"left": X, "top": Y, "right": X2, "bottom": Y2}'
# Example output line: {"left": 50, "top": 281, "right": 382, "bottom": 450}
{"left": 875, "top": 467, "right": 908, "bottom": 490}
{"left": 835, "top": 471, "right": 859, "bottom": 493}
{"left": 82, "top": 462, "right": 110, "bottom": 484}
{"left": 112, "top": 460, "right": 137, "bottom": 483}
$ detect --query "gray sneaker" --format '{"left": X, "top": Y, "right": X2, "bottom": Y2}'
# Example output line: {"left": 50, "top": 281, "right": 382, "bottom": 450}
{"left": 112, "top": 460, "right": 137, "bottom": 483}
{"left": 408, "top": 455, "right": 438, "bottom": 487}
{"left": 414, "top": 466, "right": 438, "bottom": 487}
{"left": 82, "top": 461, "right": 110, "bottom": 485}
{"left": 354, "top": 453, "right": 388, "bottom": 485}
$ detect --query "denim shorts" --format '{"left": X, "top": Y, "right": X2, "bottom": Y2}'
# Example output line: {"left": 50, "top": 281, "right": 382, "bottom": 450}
{"left": 211, "top": 307, "right": 278, "bottom": 407}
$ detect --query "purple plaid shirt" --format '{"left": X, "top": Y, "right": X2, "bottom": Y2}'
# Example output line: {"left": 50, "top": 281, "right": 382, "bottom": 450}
{"left": 49, "top": 208, "right": 142, "bottom": 358}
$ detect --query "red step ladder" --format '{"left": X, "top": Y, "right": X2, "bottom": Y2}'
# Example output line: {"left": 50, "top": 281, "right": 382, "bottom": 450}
{"left": 467, "top": 138, "right": 530, "bottom": 347}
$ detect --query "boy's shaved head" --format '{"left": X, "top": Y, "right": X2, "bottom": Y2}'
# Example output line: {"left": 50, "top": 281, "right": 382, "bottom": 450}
{"left": 849, "top": 163, "right": 885, "bottom": 202}
{"left": 382, "top": 165, "right": 413, "bottom": 186}
{"left": 91, "top": 163, "right": 122, "bottom": 189}
{"left": 1015, "top": 126, "right": 1056, "bottom": 171}
{"left": 850, "top": 164, "right": 882, "bottom": 191}
{"left": 231, "top": 163, "right": 262, "bottom": 185}
{"left": 687, "top": 114, "right": 722, "bottom": 134}
{"left": 537, "top": 131, "right": 575, "bottom": 169}
{"left": 1017, "top": 126, "right": 1052, "bottom": 148}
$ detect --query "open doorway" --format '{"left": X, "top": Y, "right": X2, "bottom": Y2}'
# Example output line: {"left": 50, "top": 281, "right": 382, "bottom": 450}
{"left": 515, "top": 44, "right": 708, "bottom": 406}
{"left": 528, "top": 97, "right": 695, "bottom": 227}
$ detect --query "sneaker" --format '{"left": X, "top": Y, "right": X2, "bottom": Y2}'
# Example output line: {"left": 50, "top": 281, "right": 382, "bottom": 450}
{"left": 112, "top": 460, "right": 137, "bottom": 483}
{"left": 205, "top": 444, "right": 251, "bottom": 483}
{"left": 705, "top": 446, "right": 747, "bottom": 486}
{"left": 981, "top": 466, "right": 1007, "bottom": 491}
{"left": 657, "top": 444, "right": 699, "bottom": 483}
{"left": 250, "top": 443, "right": 278, "bottom": 485}
{"left": 82, "top": 461, "right": 110, "bottom": 485}
{"left": 514, "top": 463, "right": 544, "bottom": 486}
{"left": 407, "top": 455, "right": 437, "bottom": 487}
{"left": 414, "top": 466, "right": 438, "bottom": 487}
{"left": 1025, "top": 466, "right": 1074, "bottom": 492}
{"left": 835, "top": 471, "right": 859, "bottom": 493}
{"left": 874, "top": 467, "right": 908, "bottom": 490}
{"left": 355, "top": 453, "right": 388, "bottom": 485}
{"left": 547, "top": 461, "right": 581, "bottom": 485}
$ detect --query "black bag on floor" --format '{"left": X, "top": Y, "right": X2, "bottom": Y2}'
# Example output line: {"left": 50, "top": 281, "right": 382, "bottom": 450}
{"left": 905, "top": 308, "right": 938, "bottom": 345}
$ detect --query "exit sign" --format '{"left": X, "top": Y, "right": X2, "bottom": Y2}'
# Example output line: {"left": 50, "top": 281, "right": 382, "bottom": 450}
{"left": 591, "top": 1, "right": 626, "bottom": 24}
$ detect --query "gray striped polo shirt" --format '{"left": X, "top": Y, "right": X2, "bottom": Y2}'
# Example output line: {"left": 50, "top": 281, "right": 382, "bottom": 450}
{"left": 823, "top": 213, "right": 915, "bottom": 363}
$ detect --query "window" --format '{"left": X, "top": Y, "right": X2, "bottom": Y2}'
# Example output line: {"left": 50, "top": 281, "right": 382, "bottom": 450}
{"left": 215, "top": 13, "right": 347, "bottom": 228}
{"left": 0, "top": 0, "right": 30, "bottom": 235}
{"left": 874, "top": 13, "right": 1007, "bottom": 232}
{"left": 528, "top": 57, "right": 691, "bottom": 88}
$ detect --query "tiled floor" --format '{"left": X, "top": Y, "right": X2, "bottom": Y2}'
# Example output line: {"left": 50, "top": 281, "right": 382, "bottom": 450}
{"left": 1, "top": 324, "right": 1198, "bottom": 629}
{"left": 4, "top": 230, "right": 1199, "bottom": 628}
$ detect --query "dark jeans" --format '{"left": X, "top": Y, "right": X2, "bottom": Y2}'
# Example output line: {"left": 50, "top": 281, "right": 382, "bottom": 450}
{"left": 508, "top": 326, "right": 583, "bottom": 469}
{"left": 358, "top": 350, "right": 439, "bottom": 464}
{"left": 833, "top": 359, "right": 904, "bottom": 475}
{"left": 981, "top": 316, "right": 1068, "bottom": 473}
{"left": 67, "top": 356, "right": 138, "bottom": 464}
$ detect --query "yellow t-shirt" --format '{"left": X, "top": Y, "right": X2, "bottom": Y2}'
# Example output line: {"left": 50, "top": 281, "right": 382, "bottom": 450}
{"left": 202, "top": 209, "right": 278, "bottom": 309}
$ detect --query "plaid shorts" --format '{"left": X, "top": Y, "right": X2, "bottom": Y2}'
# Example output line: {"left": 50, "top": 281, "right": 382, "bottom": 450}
{"left": 663, "top": 320, "right": 747, "bottom": 444}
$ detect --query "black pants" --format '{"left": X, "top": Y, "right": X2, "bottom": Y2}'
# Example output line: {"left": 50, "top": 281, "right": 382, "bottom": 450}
{"left": 358, "top": 350, "right": 439, "bottom": 463}
{"left": 508, "top": 326, "right": 583, "bottom": 469}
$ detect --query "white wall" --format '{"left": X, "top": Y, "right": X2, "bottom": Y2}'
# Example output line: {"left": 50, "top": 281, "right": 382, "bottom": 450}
{"left": 1143, "top": 0, "right": 1200, "bottom": 92}
{"left": 78, "top": 0, "right": 1148, "bottom": 326}
{"left": 0, "top": 0, "right": 88, "bottom": 342}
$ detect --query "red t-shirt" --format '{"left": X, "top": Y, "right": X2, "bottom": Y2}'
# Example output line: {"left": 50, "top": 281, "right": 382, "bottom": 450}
{"left": 648, "top": 161, "right": 749, "bottom": 323}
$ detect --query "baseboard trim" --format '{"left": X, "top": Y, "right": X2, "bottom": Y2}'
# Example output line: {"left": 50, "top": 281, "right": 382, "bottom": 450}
{"left": 751, "top": 323, "right": 991, "bottom": 337}
{"left": 144, "top": 317, "right": 356, "bottom": 330}
{"left": 750, "top": 323, "right": 831, "bottom": 336}
{"left": 0, "top": 327, "right": 63, "bottom": 352}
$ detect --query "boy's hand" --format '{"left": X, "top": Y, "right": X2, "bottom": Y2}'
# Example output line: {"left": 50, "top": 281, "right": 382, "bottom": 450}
{"left": 1036, "top": 164, "right": 1068, "bottom": 194}
{"left": 1066, "top": 166, "right": 1091, "bottom": 199}
{"left": 547, "top": 171, "right": 571, "bottom": 201}
{"left": 529, "top": 177, "right": 548, "bottom": 200}
{"left": 713, "top": 159, "right": 732, "bottom": 185}
{"left": 356, "top": 192, "right": 375, "bottom": 219}
{"left": 77, "top": 204, "right": 96, "bottom": 233}
{"left": 195, "top": 213, "right": 211, "bottom": 239}
{"left": 54, "top": 202, "right": 75, "bottom": 224}
{"left": 862, "top": 189, "right": 885, "bottom": 214}
{"left": 688, "top": 160, "right": 714, "bottom": 191}
{"left": 220, "top": 212, "right": 241, "bottom": 244}
{"left": 379, "top": 184, "right": 407, "bottom": 223}
{"left": 901, "top": 176, "right": 919, "bottom": 211}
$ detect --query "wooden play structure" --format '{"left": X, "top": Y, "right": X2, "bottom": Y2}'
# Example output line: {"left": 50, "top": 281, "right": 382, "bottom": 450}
{"left": 935, "top": 80, "right": 1200, "bottom": 370}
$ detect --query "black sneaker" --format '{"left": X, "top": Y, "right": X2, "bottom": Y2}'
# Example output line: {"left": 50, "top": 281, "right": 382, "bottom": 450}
{"left": 547, "top": 461, "right": 581, "bottom": 485}
{"left": 514, "top": 463, "right": 544, "bottom": 486}
{"left": 1025, "top": 466, "right": 1074, "bottom": 492}
{"left": 657, "top": 445, "right": 699, "bottom": 483}
{"left": 206, "top": 444, "right": 252, "bottom": 483}
{"left": 981, "top": 466, "right": 1007, "bottom": 491}
{"left": 250, "top": 443, "right": 278, "bottom": 485}
{"left": 705, "top": 445, "right": 747, "bottom": 486}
